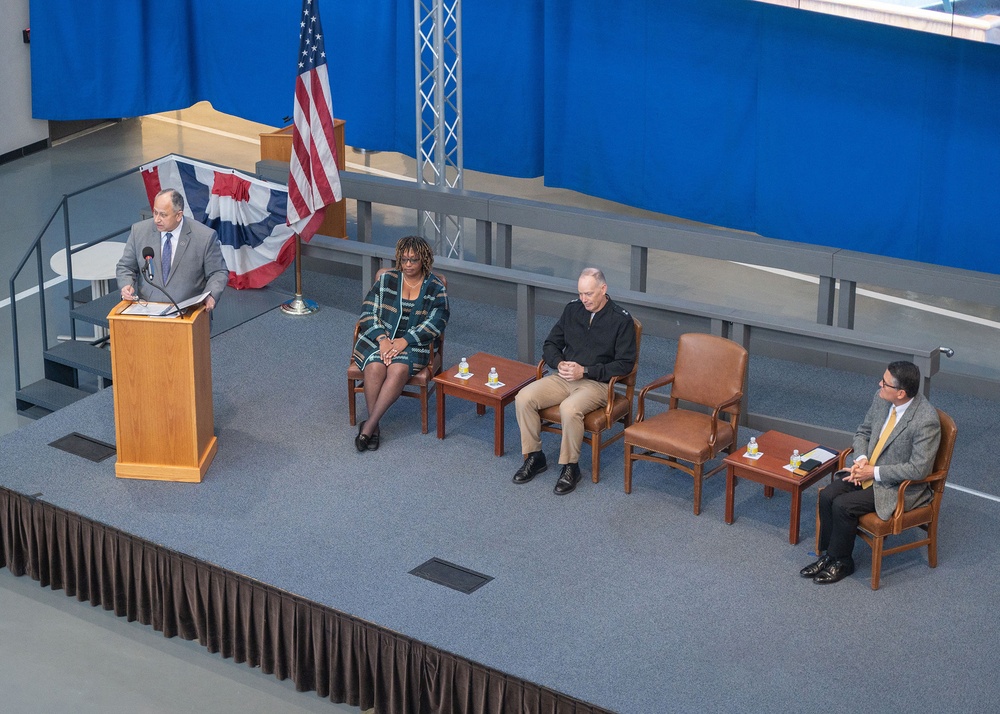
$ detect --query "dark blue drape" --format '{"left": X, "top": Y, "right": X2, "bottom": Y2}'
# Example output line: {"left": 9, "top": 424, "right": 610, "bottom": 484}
{"left": 754, "top": 6, "right": 1000, "bottom": 270}
{"left": 543, "top": 0, "right": 759, "bottom": 231}
{"left": 29, "top": 1, "right": 410, "bottom": 153}
{"left": 28, "top": 0, "right": 1000, "bottom": 274}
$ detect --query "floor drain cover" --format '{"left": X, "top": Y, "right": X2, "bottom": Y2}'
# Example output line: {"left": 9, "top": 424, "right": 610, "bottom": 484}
{"left": 409, "top": 558, "right": 493, "bottom": 594}
{"left": 49, "top": 432, "right": 116, "bottom": 463}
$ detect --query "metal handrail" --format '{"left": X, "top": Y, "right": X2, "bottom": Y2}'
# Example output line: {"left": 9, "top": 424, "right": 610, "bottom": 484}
{"left": 9, "top": 154, "right": 290, "bottom": 397}
{"left": 10, "top": 197, "right": 65, "bottom": 391}
{"left": 9, "top": 164, "right": 140, "bottom": 392}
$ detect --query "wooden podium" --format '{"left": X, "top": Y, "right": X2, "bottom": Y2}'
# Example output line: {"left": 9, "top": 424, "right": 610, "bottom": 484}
{"left": 108, "top": 302, "right": 218, "bottom": 482}
{"left": 259, "top": 121, "right": 347, "bottom": 238}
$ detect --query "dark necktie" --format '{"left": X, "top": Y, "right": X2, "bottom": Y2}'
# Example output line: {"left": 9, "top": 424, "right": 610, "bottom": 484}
{"left": 162, "top": 233, "right": 173, "bottom": 282}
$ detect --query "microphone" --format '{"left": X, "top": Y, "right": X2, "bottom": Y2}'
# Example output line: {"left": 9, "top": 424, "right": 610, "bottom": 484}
{"left": 136, "top": 246, "right": 184, "bottom": 317}
{"left": 142, "top": 246, "right": 155, "bottom": 279}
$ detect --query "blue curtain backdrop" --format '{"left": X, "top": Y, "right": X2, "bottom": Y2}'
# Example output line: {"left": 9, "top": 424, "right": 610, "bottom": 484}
{"left": 754, "top": 7, "right": 1000, "bottom": 270}
{"left": 543, "top": 0, "right": 760, "bottom": 232}
{"left": 28, "top": 0, "right": 1000, "bottom": 275}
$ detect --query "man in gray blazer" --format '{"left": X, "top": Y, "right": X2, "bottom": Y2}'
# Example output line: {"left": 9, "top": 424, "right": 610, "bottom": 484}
{"left": 117, "top": 189, "right": 228, "bottom": 311}
{"left": 800, "top": 361, "right": 941, "bottom": 584}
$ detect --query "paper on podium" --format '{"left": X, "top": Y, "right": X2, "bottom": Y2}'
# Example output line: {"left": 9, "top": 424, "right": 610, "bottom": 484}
{"left": 163, "top": 291, "right": 211, "bottom": 315}
{"left": 121, "top": 291, "right": 210, "bottom": 317}
{"left": 121, "top": 301, "right": 179, "bottom": 317}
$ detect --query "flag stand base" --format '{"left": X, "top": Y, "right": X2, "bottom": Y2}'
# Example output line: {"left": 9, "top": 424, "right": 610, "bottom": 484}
{"left": 280, "top": 294, "right": 319, "bottom": 316}
{"left": 280, "top": 235, "right": 318, "bottom": 316}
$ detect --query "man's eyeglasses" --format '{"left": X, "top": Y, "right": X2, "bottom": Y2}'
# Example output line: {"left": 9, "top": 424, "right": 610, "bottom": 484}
{"left": 879, "top": 378, "right": 900, "bottom": 390}
{"left": 399, "top": 257, "right": 420, "bottom": 264}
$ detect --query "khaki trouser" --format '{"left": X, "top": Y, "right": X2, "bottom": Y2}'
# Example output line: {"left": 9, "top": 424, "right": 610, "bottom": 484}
{"left": 514, "top": 374, "right": 608, "bottom": 464}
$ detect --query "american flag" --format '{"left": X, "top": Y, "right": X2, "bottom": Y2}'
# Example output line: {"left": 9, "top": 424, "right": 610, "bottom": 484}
{"left": 287, "top": 0, "right": 342, "bottom": 241}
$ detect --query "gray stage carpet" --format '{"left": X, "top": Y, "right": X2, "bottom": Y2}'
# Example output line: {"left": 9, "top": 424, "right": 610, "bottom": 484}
{"left": 1, "top": 300, "right": 998, "bottom": 713}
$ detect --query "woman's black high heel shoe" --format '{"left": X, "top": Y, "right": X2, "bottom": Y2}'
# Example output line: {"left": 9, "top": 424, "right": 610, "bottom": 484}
{"left": 367, "top": 429, "right": 380, "bottom": 451}
{"left": 355, "top": 420, "right": 370, "bottom": 452}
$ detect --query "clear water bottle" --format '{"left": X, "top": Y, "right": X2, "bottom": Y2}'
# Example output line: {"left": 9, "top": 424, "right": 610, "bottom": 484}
{"left": 459, "top": 357, "right": 470, "bottom": 376}
{"left": 747, "top": 437, "right": 758, "bottom": 456}
{"left": 488, "top": 367, "right": 499, "bottom": 386}
{"left": 790, "top": 449, "right": 801, "bottom": 469}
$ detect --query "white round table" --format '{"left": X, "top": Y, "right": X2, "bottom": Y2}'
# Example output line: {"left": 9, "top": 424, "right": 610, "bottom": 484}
{"left": 50, "top": 241, "right": 126, "bottom": 341}
{"left": 49, "top": 242, "right": 126, "bottom": 299}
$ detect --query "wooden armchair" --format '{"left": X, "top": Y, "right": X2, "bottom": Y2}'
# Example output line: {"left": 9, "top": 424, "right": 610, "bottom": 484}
{"left": 347, "top": 270, "right": 445, "bottom": 434}
{"left": 536, "top": 318, "right": 642, "bottom": 482}
{"left": 853, "top": 408, "right": 957, "bottom": 589}
{"left": 623, "top": 333, "right": 748, "bottom": 514}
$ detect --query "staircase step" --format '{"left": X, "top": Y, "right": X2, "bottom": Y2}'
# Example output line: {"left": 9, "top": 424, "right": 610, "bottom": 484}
{"left": 69, "top": 292, "right": 120, "bottom": 328}
{"left": 44, "top": 340, "right": 113, "bottom": 379}
{"left": 16, "top": 379, "right": 92, "bottom": 414}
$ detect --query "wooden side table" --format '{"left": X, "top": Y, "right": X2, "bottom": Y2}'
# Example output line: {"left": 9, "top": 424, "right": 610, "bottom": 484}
{"left": 433, "top": 352, "right": 537, "bottom": 456}
{"left": 723, "top": 430, "right": 843, "bottom": 545}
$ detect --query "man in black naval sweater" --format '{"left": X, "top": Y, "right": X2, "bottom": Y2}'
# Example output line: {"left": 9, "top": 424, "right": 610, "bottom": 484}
{"left": 513, "top": 268, "right": 636, "bottom": 494}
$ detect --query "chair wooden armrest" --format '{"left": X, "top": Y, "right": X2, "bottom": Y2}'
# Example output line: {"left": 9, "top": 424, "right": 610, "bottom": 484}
{"left": 636, "top": 373, "right": 675, "bottom": 421}
{"left": 889, "top": 479, "right": 920, "bottom": 523}
{"left": 601, "top": 374, "right": 624, "bottom": 428}
{"left": 534, "top": 359, "right": 551, "bottom": 380}
{"left": 888, "top": 470, "right": 946, "bottom": 528}
{"left": 706, "top": 392, "right": 743, "bottom": 446}
{"left": 713, "top": 392, "right": 743, "bottom": 413}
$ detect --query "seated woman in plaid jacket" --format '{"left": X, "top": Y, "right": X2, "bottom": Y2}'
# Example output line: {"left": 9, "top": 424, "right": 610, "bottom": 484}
{"left": 352, "top": 235, "right": 449, "bottom": 452}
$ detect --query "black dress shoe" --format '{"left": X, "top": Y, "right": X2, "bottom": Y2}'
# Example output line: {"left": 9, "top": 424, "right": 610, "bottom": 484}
{"left": 814, "top": 558, "right": 855, "bottom": 585}
{"left": 355, "top": 420, "right": 370, "bottom": 453}
{"left": 366, "top": 430, "right": 380, "bottom": 451}
{"left": 799, "top": 554, "right": 832, "bottom": 579}
{"left": 553, "top": 463, "right": 582, "bottom": 495}
{"left": 513, "top": 451, "right": 547, "bottom": 484}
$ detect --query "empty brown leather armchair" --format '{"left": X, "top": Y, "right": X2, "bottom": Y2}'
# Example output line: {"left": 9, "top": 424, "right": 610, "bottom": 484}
{"left": 536, "top": 318, "right": 642, "bottom": 482}
{"left": 623, "top": 333, "right": 748, "bottom": 515}
{"left": 854, "top": 408, "right": 956, "bottom": 589}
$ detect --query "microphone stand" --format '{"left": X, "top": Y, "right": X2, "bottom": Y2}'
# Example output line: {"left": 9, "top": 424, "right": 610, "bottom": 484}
{"left": 138, "top": 263, "right": 185, "bottom": 317}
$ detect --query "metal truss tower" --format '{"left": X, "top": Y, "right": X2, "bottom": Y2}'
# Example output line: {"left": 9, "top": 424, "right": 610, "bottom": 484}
{"left": 415, "top": 0, "right": 464, "bottom": 258}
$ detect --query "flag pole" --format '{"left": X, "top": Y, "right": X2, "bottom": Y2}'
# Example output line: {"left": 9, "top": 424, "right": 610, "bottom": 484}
{"left": 284, "top": 0, "right": 338, "bottom": 315}
{"left": 280, "top": 234, "right": 319, "bottom": 315}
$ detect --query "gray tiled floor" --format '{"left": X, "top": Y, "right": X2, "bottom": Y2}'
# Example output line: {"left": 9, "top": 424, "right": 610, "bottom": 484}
{"left": 0, "top": 567, "right": 352, "bottom": 714}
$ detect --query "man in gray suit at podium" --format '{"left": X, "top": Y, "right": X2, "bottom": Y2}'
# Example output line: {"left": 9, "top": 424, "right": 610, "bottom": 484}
{"left": 116, "top": 188, "right": 228, "bottom": 311}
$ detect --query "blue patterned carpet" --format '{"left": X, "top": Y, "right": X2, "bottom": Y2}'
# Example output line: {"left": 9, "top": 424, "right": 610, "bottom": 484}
{"left": 1, "top": 292, "right": 998, "bottom": 713}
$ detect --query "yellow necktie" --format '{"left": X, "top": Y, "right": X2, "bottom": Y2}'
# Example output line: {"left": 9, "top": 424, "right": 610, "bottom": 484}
{"left": 861, "top": 407, "right": 896, "bottom": 489}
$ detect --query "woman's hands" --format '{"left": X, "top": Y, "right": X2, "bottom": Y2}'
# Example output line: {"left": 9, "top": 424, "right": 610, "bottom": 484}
{"left": 379, "top": 336, "right": 408, "bottom": 364}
